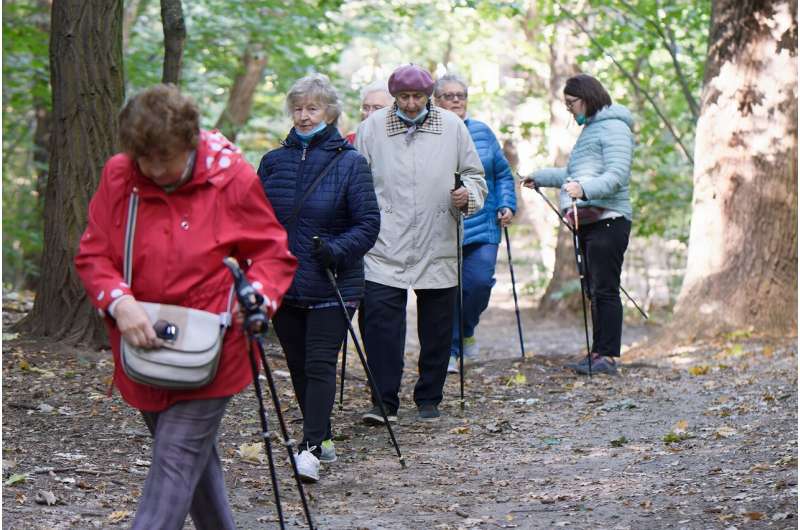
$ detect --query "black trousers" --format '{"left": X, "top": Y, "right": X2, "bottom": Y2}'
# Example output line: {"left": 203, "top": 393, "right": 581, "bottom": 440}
{"left": 272, "top": 304, "right": 352, "bottom": 447}
{"left": 360, "top": 280, "right": 456, "bottom": 413}
{"left": 580, "top": 217, "right": 631, "bottom": 357}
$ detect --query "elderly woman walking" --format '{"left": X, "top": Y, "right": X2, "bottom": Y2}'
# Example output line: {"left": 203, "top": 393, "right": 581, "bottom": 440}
{"left": 524, "top": 73, "right": 635, "bottom": 375}
{"left": 75, "top": 84, "right": 297, "bottom": 529}
{"left": 257, "top": 73, "right": 380, "bottom": 482}
{"left": 355, "top": 64, "right": 486, "bottom": 423}
{"left": 433, "top": 73, "right": 517, "bottom": 372}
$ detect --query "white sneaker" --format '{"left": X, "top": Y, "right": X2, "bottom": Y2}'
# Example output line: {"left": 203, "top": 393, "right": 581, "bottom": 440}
{"left": 295, "top": 448, "right": 319, "bottom": 483}
{"left": 447, "top": 356, "right": 458, "bottom": 374}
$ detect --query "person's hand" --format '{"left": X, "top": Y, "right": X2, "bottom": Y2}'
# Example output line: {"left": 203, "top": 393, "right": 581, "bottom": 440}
{"left": 564, "top": 181, "right": 584, "bottom": 199}
{"left": 521, "top": 176, "right": 537, "bottom": 189}
{"left": 497, "top": 207, "right": 514, "bottom": 227}
{"left": 115, "top": 297, "right": 161, "bottom": 349}
{"left": 311, "top": 239, "right": 337, "bottom": 270}
{"left": 451, "top": 186, "right": 469, "bottom": 209}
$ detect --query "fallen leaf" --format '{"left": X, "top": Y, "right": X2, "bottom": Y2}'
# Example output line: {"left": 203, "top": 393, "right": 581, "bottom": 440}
{"left": 237, "top": 442, "right": 264, "bottom": 464}
{"left": 744, "top": 511, "right": 765, "bottom": 521}
{"left": 673, "top": 420, "right": 689, "bottom": 434}
{"left": 610, "top": 436, "right": 628, "bottom": 447}
{"left": 449, "top": 426, "right": 470, "bottom": 434}
{"left": 34, "top": 490, "right": 57, "bottom": 506}
{"left": 714, "top": 426, "right": 737, "bottom": 439}
{"left": 688, "top": 365, "right": 710, "bottom": 376}
{"left": 4, "top": 473, "right": 27, "bottom": 486}
{"left": 107, "top": 510, "right": 131, "bottom": 523}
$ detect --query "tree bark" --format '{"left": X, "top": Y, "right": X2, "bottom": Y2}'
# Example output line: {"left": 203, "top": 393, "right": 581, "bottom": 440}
{"left": 17, "top": 0, "right": 125, "bottom": 345}
{"left": 214, "top": 43, "right": 268, "bottom": 141}
{"left": 537, "top": 20, "right": 582, "bottom": 315}
{"left": 672, "top": 0, "right": 797, "bottom": 337}
{"left": 160, "top": 0, "right": 185, "bottom": 85}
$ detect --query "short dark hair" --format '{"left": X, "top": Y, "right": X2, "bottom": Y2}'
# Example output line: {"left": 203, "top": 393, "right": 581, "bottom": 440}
{"left": 118, "top": 84, "right": 200, "bottom": 158}
{"left": 564, "top": 74, "right": 612, "bottom": 118}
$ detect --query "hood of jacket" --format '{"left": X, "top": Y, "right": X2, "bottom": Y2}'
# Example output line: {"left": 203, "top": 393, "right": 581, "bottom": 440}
{"left": 588, "top": 104, "right": 634, "bottom": 130}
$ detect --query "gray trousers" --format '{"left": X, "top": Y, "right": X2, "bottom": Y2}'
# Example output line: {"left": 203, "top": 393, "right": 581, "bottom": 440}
{"left": 132, "top": 397, "right": 235, "bottom": 530}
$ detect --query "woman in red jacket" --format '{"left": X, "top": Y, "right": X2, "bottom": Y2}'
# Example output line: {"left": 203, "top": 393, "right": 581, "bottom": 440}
{"left": 75, "top": 84, "right": 297, "bottom": 530}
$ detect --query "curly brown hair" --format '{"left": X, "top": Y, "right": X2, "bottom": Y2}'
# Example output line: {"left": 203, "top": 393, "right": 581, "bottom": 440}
{"left": 118, "top": 84, "right": 200, "bottom": 158}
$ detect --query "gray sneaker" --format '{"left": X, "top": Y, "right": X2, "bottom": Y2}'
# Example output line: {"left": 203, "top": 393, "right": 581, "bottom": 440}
{"left": 574, "top": 355, "right": 618, "bottom": 376}
{"left": 319, "top": 439, "right": 337, "bottom": 463}
{"left": 417, "top": 403, "right": 440, "bottom": 422}
{"left": 565, "top": 354, "right": 592, "bottom": 372}
{"left": 447, "top": 356, "right": 459, "bottom": 374}
{"left": 361, "top": 406, "right": 398, "bottom": 426}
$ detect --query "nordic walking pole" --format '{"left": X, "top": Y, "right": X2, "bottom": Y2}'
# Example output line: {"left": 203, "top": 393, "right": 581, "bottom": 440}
{"left": 502, "top": 224, "right": 526, "bottom": 359}
{"left": 454, "top": 173, "right": 466, "bottom": 410}
{"left": 338, "top": 333, "right": 347, "bottom": 410}
{"left": 571, "top": 199, "right": 593, "bottom": 378}
{"left": 223, "top": 258, "right": 316, "bottom": 530}
{"left": 522, "top": 175, "right": 648, "bottom": 320}
{"left": 312, "top": 238, "right": 407, "bottom": 469}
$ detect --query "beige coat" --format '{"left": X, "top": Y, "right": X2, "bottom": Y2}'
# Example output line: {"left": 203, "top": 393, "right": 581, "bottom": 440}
{"left": 355, "top": 105, "right": 487, "bottom": 289}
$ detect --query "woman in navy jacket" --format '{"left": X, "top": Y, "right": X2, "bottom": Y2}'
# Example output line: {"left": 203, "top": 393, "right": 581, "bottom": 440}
{"left": 257, "top": 73, "right": 379, "bottom": 483}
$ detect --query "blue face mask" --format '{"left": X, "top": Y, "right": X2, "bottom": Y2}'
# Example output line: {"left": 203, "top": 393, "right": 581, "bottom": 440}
{"left": 295, "top": 121, "right": 328, "bottom": 142}
{"left": 397, "top": 107, "right": 428, "bottom": 124}
{"left": 575, "top": 113, "right": 586, "bottom": 126}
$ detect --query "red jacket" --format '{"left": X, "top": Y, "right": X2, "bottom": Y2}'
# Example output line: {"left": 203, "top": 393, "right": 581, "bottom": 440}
{"left": 75, "top": 130, "right": 297, "bottom": 412}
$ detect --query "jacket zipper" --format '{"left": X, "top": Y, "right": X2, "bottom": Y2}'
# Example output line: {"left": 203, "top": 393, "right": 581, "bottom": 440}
{"left": 301, "top": 147, "right": 307, "bottom": 161}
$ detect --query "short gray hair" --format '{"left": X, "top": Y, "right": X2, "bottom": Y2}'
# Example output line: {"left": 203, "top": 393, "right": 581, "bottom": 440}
{"left": 433, "top": 73, "right": 469, "bottom": 98}
{"left": 360, "top": 79, "right": 390, "bottom": 102}
{"left": 286, "top": 73, "right": 342, "bottom": 124}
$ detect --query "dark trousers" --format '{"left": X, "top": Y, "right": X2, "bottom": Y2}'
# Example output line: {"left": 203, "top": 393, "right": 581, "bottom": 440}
{"left": 360, "top": 280, "right": 456, "bottom": 413}
{"left": 580, "top": 217, "right": 631, "bottom": 357}
{"left": 272, "top": 304, "right": 351, "bottom": 447}
{"left": 134, "top": 398, "right": 234, "bottom": 530}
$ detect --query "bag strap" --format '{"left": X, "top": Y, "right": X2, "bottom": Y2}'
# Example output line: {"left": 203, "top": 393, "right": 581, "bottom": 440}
{"left": 123, "top": 189, "right": 235, "bottom": 328}
{"left": 286, "top": 147, "right": 346, "bottom": 225}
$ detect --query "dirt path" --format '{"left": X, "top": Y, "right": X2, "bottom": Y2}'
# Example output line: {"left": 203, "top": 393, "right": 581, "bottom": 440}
{"left": 2, "top": 310, "right": 796, "bottom": 530}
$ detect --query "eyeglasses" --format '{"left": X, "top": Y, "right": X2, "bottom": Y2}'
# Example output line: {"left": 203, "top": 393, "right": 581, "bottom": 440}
{"left": 565, "top": 96, "right": 581, "bottom": 109}
{"left": 361, "top": 104, "right": 386, "bottom": 113}
{"left": 439, "top": 92, "right": 468, "bottom": 102}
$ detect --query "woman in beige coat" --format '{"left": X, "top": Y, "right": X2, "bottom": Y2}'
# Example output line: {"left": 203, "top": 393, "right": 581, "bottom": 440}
{"left": 355, "top": 64, "right": 486, "bottom": 423}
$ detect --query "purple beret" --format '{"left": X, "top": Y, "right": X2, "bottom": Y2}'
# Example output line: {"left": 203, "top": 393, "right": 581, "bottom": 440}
{"left": 388, "top": 65, "right": 434, "bottom": 97}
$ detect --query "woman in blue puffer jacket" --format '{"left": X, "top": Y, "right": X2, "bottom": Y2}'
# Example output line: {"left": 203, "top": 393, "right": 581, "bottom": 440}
{"left": 524, "top": 74, "right": 634, "bottom": 376}
{"left": 257, "top": 73, "right": 379, "bottom": 483}
{"left": 433, "top": 74, "right": 517, "bottom": 372}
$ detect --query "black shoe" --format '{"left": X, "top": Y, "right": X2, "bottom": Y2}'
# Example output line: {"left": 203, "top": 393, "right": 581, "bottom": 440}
{"left": 361, "top": 406, "right": 398, "bottom": 426}
{"left": 417, "top": 403, "right": 440, "bottom": 422}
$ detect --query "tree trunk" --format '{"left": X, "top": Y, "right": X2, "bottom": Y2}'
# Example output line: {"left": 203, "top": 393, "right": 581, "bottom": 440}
{"left": 17, "top": 0, "right": 125, "bottom": 345}
{"left": 537, "top": 21, "right": 582, "bottom": 315}
{"left": 672, "top": 0, "right": 797, "bottom": 337}
{"left": 160, "top": 0, "right": 185, "bottom": 85}
{"left": 214, "top": 43, "right": 268, "bottom": 141}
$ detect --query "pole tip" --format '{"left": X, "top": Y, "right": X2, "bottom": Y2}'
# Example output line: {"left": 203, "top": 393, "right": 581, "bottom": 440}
{"left": 399, "top": 457, "right": 407, "bottom": 469}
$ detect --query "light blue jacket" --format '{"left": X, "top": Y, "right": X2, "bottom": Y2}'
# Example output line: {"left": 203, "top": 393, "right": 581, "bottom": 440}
{"left": 462, "top": 118, "right": 516, "bottom": 246}
{"left": 533, "top": 104, "right": 634, "bottom": 220}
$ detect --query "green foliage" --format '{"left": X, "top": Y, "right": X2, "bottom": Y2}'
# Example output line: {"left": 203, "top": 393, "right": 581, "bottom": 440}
{"left": 2, "top": 1, "right": 49, "bottom": 288}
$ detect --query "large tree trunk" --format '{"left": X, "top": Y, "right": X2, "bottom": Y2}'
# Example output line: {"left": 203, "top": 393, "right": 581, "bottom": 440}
{"left": 160, "top": 0, "right": 185, "bottom": 85}
{"left": 672, "top": 0, "right": 797, "bottom": 337}
{"left": 214, "top": 43, "right": 268, "bottom": 141}
{"left": 537, "top": 21, "right": 581, "bottom": 315}
{"left": 17, "top": 0, "right": 125, "bottom": 345}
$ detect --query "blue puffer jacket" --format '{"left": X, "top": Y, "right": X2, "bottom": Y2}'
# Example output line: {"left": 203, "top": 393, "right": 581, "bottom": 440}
{"left": 462, "top": 118, "right": 516, "bottom": 246}
{"left": 533, "top": 104, "right": 634, "bottom": 220}
{"left": 257, "top": 125, "right": 380, "bottom": 304}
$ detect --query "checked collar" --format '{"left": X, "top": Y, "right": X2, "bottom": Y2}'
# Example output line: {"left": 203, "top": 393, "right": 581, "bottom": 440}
{"left": 385, "top": 103, "right": 443, "bottom": 137}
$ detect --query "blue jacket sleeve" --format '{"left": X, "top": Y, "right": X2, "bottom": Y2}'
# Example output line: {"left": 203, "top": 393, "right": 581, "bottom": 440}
{"left": 327, "top": 153, "right": 380, "bottom": 266}
{"left": 491, "top": 137, "right": 516, "bottom": 213}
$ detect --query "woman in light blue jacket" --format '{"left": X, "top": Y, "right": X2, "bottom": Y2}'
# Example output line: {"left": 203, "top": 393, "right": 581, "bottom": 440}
{"left": 524, "top": 74, "right": 634, "bottom": 375}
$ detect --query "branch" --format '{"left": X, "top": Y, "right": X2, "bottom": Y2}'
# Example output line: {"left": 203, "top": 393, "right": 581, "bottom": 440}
{"left": 616, "top": 0, "right": 700, "bottom": 119}
{"left": 559, "top": 6, "right": 694, "bottom": 165}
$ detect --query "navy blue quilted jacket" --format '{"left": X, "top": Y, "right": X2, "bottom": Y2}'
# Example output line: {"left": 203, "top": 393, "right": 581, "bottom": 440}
{"left": 257, "top": 125, "right": 380, "bottom": 305}
{"left": 463, "top": 118, "right": 516, "bottom": 246}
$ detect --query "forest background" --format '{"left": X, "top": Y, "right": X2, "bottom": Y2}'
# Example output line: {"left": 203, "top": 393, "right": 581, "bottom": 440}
{"left": 2, "top": 0, "right": 796, "bottom": 343}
